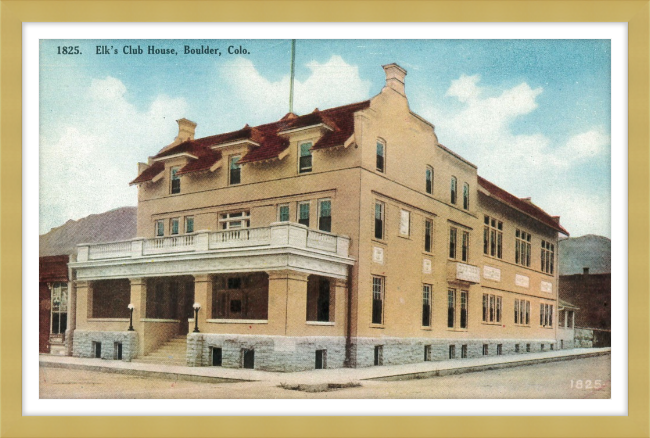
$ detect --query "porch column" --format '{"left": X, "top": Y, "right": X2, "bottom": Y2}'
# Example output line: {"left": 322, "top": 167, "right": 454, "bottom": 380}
{"left": 564, "top": 310, "right": 568, "bottom": 328}
{"left": 64, "top": 279, "right": 77, "bottom": 356}
{"left": 129, "top": 278, "right": 147, "bottom": 356}
{"left": 571, "top": 311, "right": 575, "bottom": 329}
{"left": 267, "top": 270, "right": 309, "bottom": 336}
{"left": 193, "top": 275, "right": 213, "bottom": 332}
{"left": 75, "top": 280, "right": 90, "bottom": 326}
{"left": 332, "top": 278, "right": 348, "bottom": 327}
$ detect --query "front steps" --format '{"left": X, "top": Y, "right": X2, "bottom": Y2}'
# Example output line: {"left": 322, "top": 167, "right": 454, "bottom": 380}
{"left": 132, "top": 336, "right": 188, "bottom": 366}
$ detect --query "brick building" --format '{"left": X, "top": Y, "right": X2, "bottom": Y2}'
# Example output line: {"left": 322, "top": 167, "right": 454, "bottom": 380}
{"left": 67, "top": 63, "right": 569, "bottom": 371}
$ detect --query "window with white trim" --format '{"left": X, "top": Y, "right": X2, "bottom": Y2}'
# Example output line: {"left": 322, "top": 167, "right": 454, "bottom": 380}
{"left": 376, "top": 140, "right": 385, "bottom": 173}
{"left": 170, "top": 166, "right": 181, "bottom": 194}
{"left": 541, "top": 240, "right": 555, "bottom": 274}
{"left": 374, "top": 201, "right": 385, "bottom": 240}
{"left": 155, "top": 220, "right": 164, "bottom": 237}
{"left": 219, "top": 211, "right": 250, "bottom": 230}
{"left": 424, "top": 219, "right": 433, "bottom": 253}
{"left": 422, "top": 284, "right": 432, "bottom": 327}
{"left": 515, "top": 229, "right": 531, "bottom": 267}
{"left": 425, "top": 166, "right": 433, "bottom": 194}
{"left": 482, "top": 293, "right": 502, "bottom": 324}
{"left": 278, "top": 204, "right": 290, "bottom": 222}
{"left": 299, "top": 142, "right": 313, "bottom": 173}
{"left": 184, "top": 216, "right": 194, "bottom": 234}
{"left": 318, "top": 199, "right": 332, "bottom": 232}
{"left": 50, "top": 282, "right": 68, "bottom": 336}
{"left": 170, "top": 217, "right": 180, "bottom": 235}
{"left": 483, "top": 215, "right": 503, "bottom": 258}
{"left": 298, "top": 202, "right": 310, "bottom": 227}
{"left": 229, "top": 155, "right": 241, "bottom": 185}
{"left": 372, "top": 276, "right": 385, "bottom": 325}
{"left": 514, "top": 298, "right": 531, "bottom": 325}
{"left": 463, "top": 182, "right": 470, "bottom": 209}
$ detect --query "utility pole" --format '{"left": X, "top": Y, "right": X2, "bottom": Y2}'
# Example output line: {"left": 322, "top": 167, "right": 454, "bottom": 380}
{"left": 289, "top": 39, "right": 296, "bottom": 114}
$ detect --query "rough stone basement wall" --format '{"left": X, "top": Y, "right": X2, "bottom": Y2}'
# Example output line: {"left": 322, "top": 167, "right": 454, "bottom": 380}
{"left": 72, "top": 330, "right": 139, "bottom": 361}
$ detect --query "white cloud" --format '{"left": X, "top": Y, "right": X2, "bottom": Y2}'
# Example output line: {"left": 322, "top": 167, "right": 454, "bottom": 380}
{"left": 220, "top": 55, "right": 371, "bottom": 121}
{"left": 421, "top": 74, "right": 610, "bottom": 237}
{"left": 39, "top": 76, "right": 188, "bottom": 234}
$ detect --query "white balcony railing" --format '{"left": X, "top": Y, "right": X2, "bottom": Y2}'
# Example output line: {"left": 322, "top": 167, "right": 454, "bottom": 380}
{"left": 76, "top": 222, "right": 351, "bottom": 262}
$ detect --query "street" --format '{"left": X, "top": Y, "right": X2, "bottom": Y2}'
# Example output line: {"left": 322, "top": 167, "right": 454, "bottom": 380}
{"left": 40, "top": 355, "right": 610, "bottom": 399}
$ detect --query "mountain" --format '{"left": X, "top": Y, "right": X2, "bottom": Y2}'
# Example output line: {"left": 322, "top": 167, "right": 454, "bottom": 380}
{"left": 558, "top": 234, "right": 611, "bottom": 275}
{"left": 40, "top": 207, "right": 137, "bottom": 257}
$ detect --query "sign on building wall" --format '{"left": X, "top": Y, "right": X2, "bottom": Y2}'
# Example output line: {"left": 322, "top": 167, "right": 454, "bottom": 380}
{"left": 515, "top": 274, "right": 530, "bottom": 288}
{"left": 541, "top": 281, "right": 553, "bottom": 293}
{"left": 372, "top": 247, "right": 384, "bottom": 265}
{"left": 456, "top": 263, "right": 480, "bottom": 283}
{"left": 422, "top": 259, "right": 432, "bottom": 274}
{"left": 483, "top": 265, "right": 501, "bottom": 282}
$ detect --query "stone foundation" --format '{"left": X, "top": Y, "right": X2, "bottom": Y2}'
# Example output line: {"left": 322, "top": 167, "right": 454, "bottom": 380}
{"left": 187, "top": 334, "right": 346, "bottom": 372}
{"left": 72, "top": 330, "right": 139, "bottom": 361}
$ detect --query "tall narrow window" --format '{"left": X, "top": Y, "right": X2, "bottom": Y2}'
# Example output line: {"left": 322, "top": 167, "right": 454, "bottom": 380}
{"left": 170, "top": 217, "right": 180, "bottom": 235}
{"left": 489, "top": 294, "right": 495, "bottom": 322}
{"left": 374, "top": 201, "right": 384, "bottom": 240}
{"left": 541, "top": 240, "right": 555, "bottom": 274}
{"left": 50, "top": 283, "right": 68, "bottom": 336}
{"left": 460, "top": 291, "right": 468, "bottom": 329}
{"left": 496, "top": 296, "right": 502, "bottom": 323}
{"left": 422, "top": 284, "right": 432, "bottom": 327}
{"left": 278, "top": 204, "right": 290, "bottom": 222}
{"left": 425, "top": 166, "right": 433, "bottom": 194}
{"left": 482, "top": 294, "right": 488, "bottom": 322}
{"left": 399, "top": 210, "right": 410, "bottom": 237}
{"left": 170, "top": 167, "right": 181, "bottom": 194}
{"left": 483, "top": 216, "right": 503, "bottom": 258}
{"left": 424, "top": 219, "right": 433, "bottom": 252}
{"left": 229, "top": 155, "right": 241, "bottom": 185}
{"left": 299, "top": 142, "right": 312, "bottom": 173}
{"left": 449, "top": 227, "right": 457, "bottom": 259}
{"left": 184, "top": 216, "right": 194, "bottom": 234}
{"left": 463, "top": 182, "right": 470, "bottom": 210}
{"left": 298, "top": 202, "right": 310, "bottom": 227}
{"left": 318, "top": 199, "right": 332, "bottom": 232}
{"left": 376, "top": 141, "right": 385, "bottom": 172}
{"left": 461, "top": 231, "right": 470, "bottom": 262}
{"left": 372, "top": 276, "right": 384, "bottom": 325}
{"left": 526, "top": 301, "right": 530, "bottom": 325}
{"left": 155, "top": 220, "right": 164, "bottom": 237}
{"left": 447, "top": 289, "right": 456, "bottom": 328}
{"left": 450, "top": 176, "right": 457, "bottom": 204}
{"left": 516, "top": 229, "right": 531, "bottom": 267}
{"left": 514, "top": 298, "right": 520, "bottom": 324}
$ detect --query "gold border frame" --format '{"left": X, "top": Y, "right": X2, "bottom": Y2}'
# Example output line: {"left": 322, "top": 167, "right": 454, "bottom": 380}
{"left": 3, "top": 1, "right": 647, "bottom": 437}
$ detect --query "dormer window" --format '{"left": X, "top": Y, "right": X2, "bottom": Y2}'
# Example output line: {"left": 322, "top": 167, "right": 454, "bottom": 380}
{"left": 170, "top": 167, "right": 181, "bottom": 194}
{"left": 299, "top": 142, "right": 312, "bottom": 173}
{"left": 229, "top": 155, "right": 241, "bottom": 185}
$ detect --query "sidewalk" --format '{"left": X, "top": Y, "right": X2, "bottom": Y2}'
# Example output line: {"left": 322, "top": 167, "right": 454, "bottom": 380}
{"left": 40, "top": 347, "right": 610, "bottom": 386}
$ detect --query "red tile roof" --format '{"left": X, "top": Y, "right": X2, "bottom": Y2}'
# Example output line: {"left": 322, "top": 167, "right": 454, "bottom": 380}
{"left": 478, "top": 176, "right": 569, "bottom": 236}
{"left": 39, "top": 255, "right": 69, "bottom": 283}
{"left": 131, "top": 100, "right": 371, "bottom": 182}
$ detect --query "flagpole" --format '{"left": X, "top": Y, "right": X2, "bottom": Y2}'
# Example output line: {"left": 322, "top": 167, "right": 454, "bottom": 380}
{"left": 289, "top": 39, "right": 296, "bottom": 114}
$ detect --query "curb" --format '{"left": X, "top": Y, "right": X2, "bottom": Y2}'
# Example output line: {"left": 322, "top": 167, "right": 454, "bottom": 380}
{"left": 40, "top": 360, "right": 248, "bottom": 384}
{"left": 368, "top": 350, "right": 611, "bottom": 381}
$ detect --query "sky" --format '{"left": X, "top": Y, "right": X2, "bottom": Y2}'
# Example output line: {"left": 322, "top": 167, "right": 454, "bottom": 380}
{"left": 39, "top": 39, "right": 611, "bottom": 237}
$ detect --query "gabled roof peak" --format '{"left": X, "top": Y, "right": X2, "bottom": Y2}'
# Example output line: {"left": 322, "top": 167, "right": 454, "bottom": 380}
{"left": 280, "top": 112, "right": 299, "bottom": 121}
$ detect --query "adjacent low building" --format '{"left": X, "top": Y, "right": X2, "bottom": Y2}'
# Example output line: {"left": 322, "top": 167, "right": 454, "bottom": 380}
{"left": 68, "top": 63, "right": 569, "bottom": 371}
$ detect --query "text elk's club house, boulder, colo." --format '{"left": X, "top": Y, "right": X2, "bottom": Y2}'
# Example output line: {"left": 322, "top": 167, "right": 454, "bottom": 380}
{"left": 64, "top": 63, "right": 570, "bottom": 371}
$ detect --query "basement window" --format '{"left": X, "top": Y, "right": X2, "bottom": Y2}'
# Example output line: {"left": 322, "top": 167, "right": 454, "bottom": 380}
{"left": 461, "top": 344, "right": 468, "bottom": 358}
{"left": 424, "top": 345, "right": 432, "bottom": 361}
{"left": 449, "top": 345, "right": 456, "bottom": 359}
{"left": 482, "top": 344, "right": 489, "bottom": 356}
{"left": 114, "top": 342, "right": 123, "bottom": 360}
{"left": 374, "top": 345, "right": 383, "bottom": 366}
{"left": 93, "top": 342, "right": 102, "bottom": 358}
{"left": 212, "top": 347, "right": 222, "bottom": 366}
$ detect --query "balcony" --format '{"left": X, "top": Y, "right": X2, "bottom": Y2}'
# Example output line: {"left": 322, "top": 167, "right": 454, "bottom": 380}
{"left": 72, "top": 223, "right": 353, "bottom": 281}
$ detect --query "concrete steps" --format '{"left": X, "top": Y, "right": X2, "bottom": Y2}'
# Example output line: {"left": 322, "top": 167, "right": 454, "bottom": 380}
{"left": 132, "top": 336, "right": 188, "bottom": 366}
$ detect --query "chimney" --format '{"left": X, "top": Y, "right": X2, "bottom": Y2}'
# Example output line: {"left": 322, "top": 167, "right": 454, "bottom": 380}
{"left": 382, "top": 63, "right": 407, "bottom": 96}
{"left": 583, "top": 267, "right": 590, "bottom": 275}
{"left": 175, "top": 118, "right": 197, "bottom": 143}
{"left": 552, "top": 215, "right": 561, "bottom": 224}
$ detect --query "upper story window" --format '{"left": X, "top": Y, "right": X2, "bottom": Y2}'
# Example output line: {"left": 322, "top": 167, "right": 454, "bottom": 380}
{"left": 155, "top": 220, "right": 164, "bottom": 237}
{"left": 450, "top": 176, "right": 457, "bottom": 204}
{"left": 425, "top": 166, "right": 433, "bottom": 194}
{"left": 170, "top": 167, "right": 181, "bottom": 194}
{"left": 299, "top": 142, "right": 313, "bottom": 173}
{"left": 170, "top": 217, "right": 180, "bottom": 235}
{"left": 318, "top": 199, "right": 332, "bottom": 232}
{"left": 463, "top": 183, "right": 470, "bottom": 210}
{"left": 483, "top": 215, "right": 503, "bottom": 259}
{"left": 374, "top": 201, "right": 385, "bottom": 240}
{"left": 424, "top": 219, "right": 433, "bottom": 253}
{"left": 278, "top": 204, "right": 290, "bottom": 222}
{"left": 376, "top": 140, "right": 385, "bottom": 173}
{"left": 449, "top": 227, "right": 457, "bottom": 259}
{"left": 184, "top": 216, "right": 194, "bottom": 234}
{"left": 399, "top": 209, "right": 410, "bottom": 237}
{"left": 461, "top": 230, "right": 470, "bottom": 262}
{"left": 229, "top": 155, "right": 241, "bottom": 185}
{"left": 515, "top": 229, "right": 532, "bottom": 267}
{"left": 541, "top": 240, "right": 555, "bottom": 274}
{"left": 219, "top": 211, "right": 250, "bottom": 230}
{"left": 298, "top": 202, "right": 310, "bottom": 227}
